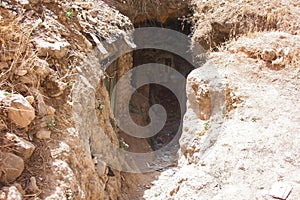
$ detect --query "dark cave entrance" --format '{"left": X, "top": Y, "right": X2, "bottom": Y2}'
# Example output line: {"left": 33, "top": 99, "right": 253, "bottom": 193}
{"left": 105, "top": 15, "right": 195, "bottom": 153}
{"left": 129, "top": 17, "right": 194, "bottom": 151}
{"left": 131, "top": 48, "right": 194, "bottom": 151}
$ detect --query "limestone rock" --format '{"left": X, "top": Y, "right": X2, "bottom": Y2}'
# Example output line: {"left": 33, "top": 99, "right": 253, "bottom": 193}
{"left": 0, "top": 190, "right": 5, "bottom": 199}
{"left": 4, "top": 132, "right": 36, "bottom": 160}
{"left": 44, "top": 79, "right": 67, "bottom": 98}
{"left": 7, "top": 186, "right": 22, "bottom": 200}
{"left": 46, "top": 106, "right": 56, "bottom": 115}
{"left": 95, "top": 159, "right": 107, "bottom": 176}
{"left": 26, "top": 177, "right": 40, "bottom": 194}
{"left": 269, "top": 182, "right": 293, "bottom": 200}
{"left": 16, "top": 0, "right": 29, "bottom": 5}
{"left": 6, "top": 94, "right": 35, "bottom": 128}
{"left": 0, "top": 152, "right": 24, "bottom": 184}
{"left": 35, "top": 38, "right": 70, "bottom": 59}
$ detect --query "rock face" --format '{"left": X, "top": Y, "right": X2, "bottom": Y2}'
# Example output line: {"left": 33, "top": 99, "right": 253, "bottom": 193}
{"left": 0, "top": 0, "right": 134, "bottom": 199}
{"left": 3, "top": 94, "right": 35, "bottom": 128}
{"left": 189, "top": 78, "right": 212, "bottom": 120}
{"left": 0, "top": 152, "right": 24, "bottom": 184}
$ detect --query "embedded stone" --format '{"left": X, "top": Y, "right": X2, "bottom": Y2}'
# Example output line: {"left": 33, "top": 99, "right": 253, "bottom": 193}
{"left": 35, "top": 38, "right": 70, "bottom": 59}
{"left": 6, "top": 94, "right": 35, "bottom": 128}
{"left": 14, "top": 69, "right": 28, "bottom": 76}
{"left": 36, "top": 130, "right": 51, "bottom": 139}
{"left": 0, "top": 152, "right": 24, "bottom": 184}
{"left": 4, "top": 132, "right": 36, "bottom": 160}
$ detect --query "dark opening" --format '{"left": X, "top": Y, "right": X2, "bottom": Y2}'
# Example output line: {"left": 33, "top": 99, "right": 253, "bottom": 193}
{"left": 131, "top": 48, "right": 193, "bottom": 150}
{"left": 105, "top": 15, "right": 195, "bottom": 153}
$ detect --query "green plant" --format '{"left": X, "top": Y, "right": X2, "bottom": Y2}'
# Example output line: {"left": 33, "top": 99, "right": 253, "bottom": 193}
{"left": 204, "top": 120, "right": 210, "bottom": 131}
{"left": 47, "top": 119, "right": 56, "bottom": 131}
{"left": 3, "top": 92, "right": 11, "bottom": 97}
{"left": 67, "top": 81, "right": 74, "bottom": 87}
{"left": 66, "top": 11, "right": 74, "bottom": 19}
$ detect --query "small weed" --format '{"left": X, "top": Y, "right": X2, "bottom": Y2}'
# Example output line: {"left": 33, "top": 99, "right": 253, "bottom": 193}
{"left": 67, "top": 81, "right": 74, "bottom": 87}
{"left": 110, "top": 117, "right": 119, "bottom": 132}
{"left": 68, "top": 65, "right": 75, "bottom": 69}
{"left": 3, "top": 92, "right": 11, "bottom": 97}
{"left": 66, "top": 11, "right": 74, "bottom": 19}
{"left": 204, "top": 120, "right": 210, "bottom": 131}
{"left": 47, "top": 120, "right": 56, "bottom": 131}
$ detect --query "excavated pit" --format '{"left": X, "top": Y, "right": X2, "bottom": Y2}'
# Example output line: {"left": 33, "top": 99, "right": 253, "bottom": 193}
{"left": 132, "top": 48, "right": 194, "bottom": 151}
{"left": 104, "top": 15, "right": 194, "bottom": 154}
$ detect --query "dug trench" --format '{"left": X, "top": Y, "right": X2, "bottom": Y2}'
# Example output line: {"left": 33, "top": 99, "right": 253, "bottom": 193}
{"left": 103, "top": 13, "right": 195, "bottom": 199}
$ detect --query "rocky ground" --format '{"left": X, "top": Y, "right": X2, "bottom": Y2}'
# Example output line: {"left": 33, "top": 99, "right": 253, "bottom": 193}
{"left": 142, "top": 1, "right": 300, "bottom": 199}
{"left": 143, "top": 31, "right": 300, "bottom": 200}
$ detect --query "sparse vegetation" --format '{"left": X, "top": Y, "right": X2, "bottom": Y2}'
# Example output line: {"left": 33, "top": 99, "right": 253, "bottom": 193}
{"left": 204, "top": 120, "right": 210, "bottom": 131}
{"left": 66, "top": 11, "right": 74, "bottom": 18}
{"left": 47, "top": 119, "right": 56, "bottom": 131}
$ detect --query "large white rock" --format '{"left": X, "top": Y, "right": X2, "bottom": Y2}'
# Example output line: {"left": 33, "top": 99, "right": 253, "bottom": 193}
{"left": 269, "top": 182, "right": 293, "bottom": 200}
{"left": 35, "top": 38, "right": 70, "bottom": 59}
